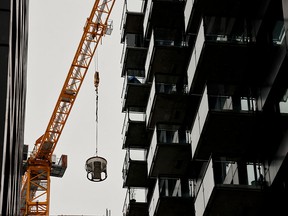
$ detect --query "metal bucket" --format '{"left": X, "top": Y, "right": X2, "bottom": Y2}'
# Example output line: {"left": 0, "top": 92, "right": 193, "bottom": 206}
{"left": 85, "top": 156, "right": 107, "bottom": 182}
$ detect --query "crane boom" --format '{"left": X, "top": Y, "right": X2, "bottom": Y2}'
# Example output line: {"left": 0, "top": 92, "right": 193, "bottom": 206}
{"left": 20, "top": 0, "right": 115, "bottom": 215}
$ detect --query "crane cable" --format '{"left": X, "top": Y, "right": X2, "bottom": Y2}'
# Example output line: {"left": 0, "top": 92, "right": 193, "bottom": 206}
{"left": 94, "top": 53, "right": 100, "bottom": 156}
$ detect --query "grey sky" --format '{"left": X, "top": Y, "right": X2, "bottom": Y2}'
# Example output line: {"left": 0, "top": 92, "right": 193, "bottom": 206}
{"left": 25, "top": 0, "right": 128, "bottom": 215}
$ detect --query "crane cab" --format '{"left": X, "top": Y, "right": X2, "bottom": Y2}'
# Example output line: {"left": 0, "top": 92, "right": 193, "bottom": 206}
{"left": 85, "top": 156, "right": 107, "bottom": 182}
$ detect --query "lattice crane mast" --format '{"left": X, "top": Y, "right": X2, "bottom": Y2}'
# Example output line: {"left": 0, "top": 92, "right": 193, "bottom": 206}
{"left": 20, "top": 0, "right": 115, "bottom": 215}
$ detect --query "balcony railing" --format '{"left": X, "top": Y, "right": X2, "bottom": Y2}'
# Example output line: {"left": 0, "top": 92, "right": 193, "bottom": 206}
{"left": 187, "top": 19, "right": 205, "bottom": 91}
{"left": 187, "top": 18, "right": 256, "bottom": 92}
{"left": 146, "top": 78, "right": 155, "bottom": 127}
{"left": 122, "top": 111, "right": 146, "bottom": 144}
{"left": 195, "top": 158, "right": 266, "bottom": 216}
{"left": 120, "top": 0, "right": 145, "bottom": 36}
{"left": 143, "top": 0, "right": 152, "bottom": 37}
{"left": 191, "top": 86, "right": 257, "bottom": 158}
{"left": 120, "top": 33, "right": 146, "bottom": 77}
{"left": 184, "top": 0, "right": 195, "bottom": 32}
{"left": 149, "top": 177, "right": 194, "bottom": 216}
{"left": 146, "top": 78, "right": 188, "bottom": 128}
{"left": 123, "top": 188, "right": 147, "bottom": 216}
{"left": 145, "top": 31, "right": 186, "bottom": 81}
{"left": 121, "top": 74, "right": 146, "bottom": 109}
{"left": 147, "top": 125, "right": 190, "bottom": 175}
{"left": 272, "top": 20, "right": 286, "bottom": 45}
{"left": 280, "top": 89, "right": 288, "bottom": 113}
{"left": 122, "top": 149, "right": 147, "bottom": 182}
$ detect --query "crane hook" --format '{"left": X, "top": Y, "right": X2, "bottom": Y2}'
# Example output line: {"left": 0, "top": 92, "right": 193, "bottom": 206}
{"left": 94, "top": 71, "right": 100, "bottom": 91}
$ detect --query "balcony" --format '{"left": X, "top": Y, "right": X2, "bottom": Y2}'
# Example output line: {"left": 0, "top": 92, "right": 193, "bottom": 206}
{"left": 121, "top": 75, "right": 151, "bottom": 112}
{"left": 145, "top": 31, "right": 189, "bottom": 83}
{"left": 147, "top": 124, "right": 191, "bottom": 177}
{"left": 146, "top": 77, "right": 195, "bottom": 129}
{"left": 123, "top": 188, "right": 149, "bottom": 216}
{"left": 121, "top": 112, "right": 149, "bottom": 149}
{"left": 149, "top": 177, "right": 194, "bottom": 216}
{"left": 143, "top": 0, "right": 185, "bottom": 40}
{"left": 121, "top": 34, "right": 148, "bottom": 78}
{"left": 190, "top": 86, "right": 274, "bottom": 161}
{"left": 120, "top": 1, "right": 148, "bottom": 78}
{"left": 120, "top": 0, "right": 145, "bottom": 43}
{"left": 122, "top": 149, "right": 148, "bottom": 188}
{"left": 187, "top": 18, "right": 264, "bottom": 95}
{"left": 195, "top": 158, "right": 266, "bottom": 216}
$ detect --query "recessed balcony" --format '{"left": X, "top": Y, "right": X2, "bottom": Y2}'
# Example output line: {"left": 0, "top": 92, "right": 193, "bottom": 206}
{"left": 149, "top": 177, "right": 194, "bottom": 216}
{"left": 147, "top": 124, "right": 191, "bottom": 177}
{"left": 122, "top": 149, "right": 148, "bottom": 188}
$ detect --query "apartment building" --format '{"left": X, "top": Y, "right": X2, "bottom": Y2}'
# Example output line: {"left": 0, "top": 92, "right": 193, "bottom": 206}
{"left": 120, "top": 0, "right": 288, "bottom": 215}
{"left": 0, "top": 0, "right": 29, "bottom": 214}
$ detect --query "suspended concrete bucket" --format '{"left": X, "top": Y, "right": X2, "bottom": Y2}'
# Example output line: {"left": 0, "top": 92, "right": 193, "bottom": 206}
{"left": 85, "top": 156, "right": 107, "bottom": 182}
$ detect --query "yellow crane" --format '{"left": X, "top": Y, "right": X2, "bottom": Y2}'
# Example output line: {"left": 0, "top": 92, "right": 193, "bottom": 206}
{"left": 20, "top": 0, "right": 115, "bottom": 215}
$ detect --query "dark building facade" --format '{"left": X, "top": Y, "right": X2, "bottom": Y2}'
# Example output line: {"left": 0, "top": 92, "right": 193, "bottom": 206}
{"left": 0, "top": 0, "right": 28, "bottom": 215}
{"left": 120, "top": 0, "right": 288, "bottom": 215}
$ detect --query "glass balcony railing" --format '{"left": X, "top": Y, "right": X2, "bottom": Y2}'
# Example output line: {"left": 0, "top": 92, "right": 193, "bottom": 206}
{"left": 120, "top": 0, "right": 145, "bottom": 35}
{"left": 195, "top": 158, "right": 266, "bottom": 216}
{"left": 149, "top": 177, "right": 194, "bottom": 216}
{"left": 147, "top": 125, "right": 190, "bottom": 175}
{"left": 194, "top": 158, "right": 214, "bottom": 216}
{"left": 120, "top": 33, "right": 146, "bottom": 77}
{"left": 121, "top": 74, "right": 146, "bottom": 109}
{"left": 184, "top": 0, "right": 194, "bottom": 31}
{"left": 145, "top": 78, "right": 156, "bottom": 126}
{"left": 191, "top": 86, "right": 257, "bottom": 158}
{"left": 145, "top": 30, "right": 187, "bottom": 81}
{"left": 122, "top": 149, "right": 147, "bottom": 182}
{"left": 191, "top": 87, "right": 209, "bottom": 159}
{"left": 279, "top": 89, "right": 288, "bottom": 113}
{"left": 121, "top": 111, "right": 146, "bottom": 146}
{"left": 146, "top": 78, "right": 187, "bottom": 128}
{"left": 123, "top": 188, "right": 147, "bottom": 216}
{"left": 188, "top": 18, "right": 257, "bottom": 92}
{"left": 144, "top": 31, "right": 153, "bottom": 77}
{"left": 143, "top": 0, "right": 152, "bottom": 37}
{"left": 187, "top": 19, "right": 205, "bottom": 91}
{"left": 120, "top": 36, "right": 129, "bottom": 65}
{"left": 272, "top": 20, "right": 286, "bottom": 45}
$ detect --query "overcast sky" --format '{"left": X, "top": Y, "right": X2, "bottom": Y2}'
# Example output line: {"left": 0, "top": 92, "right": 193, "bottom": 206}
{"left": 24, "top": 0, "right": 137, "bottom": 215}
